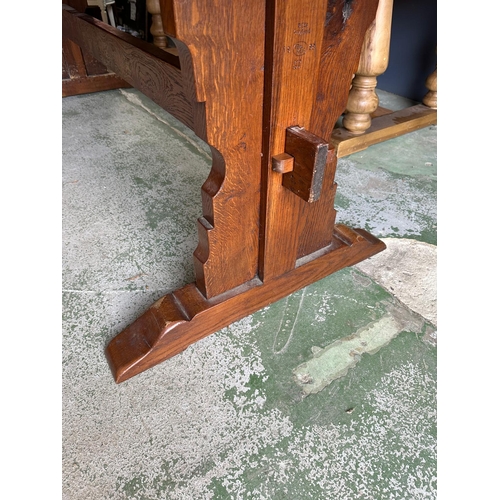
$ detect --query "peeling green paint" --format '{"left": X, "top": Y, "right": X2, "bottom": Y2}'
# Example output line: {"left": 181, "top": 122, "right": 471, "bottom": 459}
{"left": 293, "top": 314, "right": 401, "bottom": 395}
{"left": 62, "top": 89, "right": 437, "bottom": 500}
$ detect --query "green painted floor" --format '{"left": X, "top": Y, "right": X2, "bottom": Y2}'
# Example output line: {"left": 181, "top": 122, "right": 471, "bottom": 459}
{"left": 62, "top": 89, "right": 437, "bottom": 499}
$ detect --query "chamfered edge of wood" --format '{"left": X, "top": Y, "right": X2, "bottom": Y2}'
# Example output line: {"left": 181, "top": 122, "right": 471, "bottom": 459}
{"left": 105, "top": 225, "right": 386, "bottom": 383}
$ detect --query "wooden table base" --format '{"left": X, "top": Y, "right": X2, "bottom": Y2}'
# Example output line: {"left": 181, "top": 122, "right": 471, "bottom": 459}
{"left": 63, "top": 0, "right": 385, "bottom": 383}
{"left": 106, "top": 226, "right": 385, "bottom": 383}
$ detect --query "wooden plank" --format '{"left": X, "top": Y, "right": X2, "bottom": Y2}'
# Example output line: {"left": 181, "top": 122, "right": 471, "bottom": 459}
{"left": 259, "top": 0, "right": 380, "bottom": 278}
{"left": 258, "top": 0, "right": 333, "bottom": 281}
{"left": 330, "top": 104, "right": 437, "bottom": 157}
{"left": 81, "top": 50, "right": 109, "bottom": 76}
{"left": 62, "top": 5, "right": 193, "bottom": 130}
{"left": 62, "top": 57, "right": 70, "bottom": 80}
{"left": 63, "top": 74, "right": 132, "bottom": 96}
{"left": 62, "top": 37, "right": 87, "bottom": 79}
{"left": 371, "top": 106, "right": 393, "bottom": 118}
{"left": 295, "top": 0, "right": 380, "bottom": 259}
{"left": 159, "top": 0, "right": 177, "bottom": 37}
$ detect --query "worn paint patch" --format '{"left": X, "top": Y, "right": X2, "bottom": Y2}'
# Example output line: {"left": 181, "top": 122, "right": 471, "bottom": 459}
{"left": 335, "top": 158, "right": 437, "bottom": 244}
{"left": 63, "top": 90, "right": 437, "bottom": 500}
{"left": 272, "top": 288, "right": 307, "bottom": 354}
{"left": 293, "top": 314, "right": 400, "bottom": 395}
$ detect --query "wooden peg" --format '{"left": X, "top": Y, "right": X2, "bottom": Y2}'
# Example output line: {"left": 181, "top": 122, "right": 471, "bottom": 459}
{"left": 272, "top": 153, "right": 294, "bottom": 174}
{"left": 281, "top": 126, "right": 333, "bottom": 203}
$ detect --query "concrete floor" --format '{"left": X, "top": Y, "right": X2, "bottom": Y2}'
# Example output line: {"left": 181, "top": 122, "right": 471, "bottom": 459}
{"left": 62, "top": 88, "right": 437, "bottom": 499}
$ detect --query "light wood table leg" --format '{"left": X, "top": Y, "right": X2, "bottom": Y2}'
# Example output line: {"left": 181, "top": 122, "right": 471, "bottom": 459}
{"left": 146, "top": 0, "right": 168, "bottom": 49}
{"left": 330, "top": 2, "right": 437, "bottom": 158}
{"left": 342, "top": 0, "right": 394, "bottom": 135}
{"left": 423, "top": 66, "right": 437, "bottom": 109}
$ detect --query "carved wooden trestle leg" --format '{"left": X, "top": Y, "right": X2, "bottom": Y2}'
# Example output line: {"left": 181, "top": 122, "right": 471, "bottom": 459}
{"left": 63, "top": 0, "right": 386, "bottom": 383}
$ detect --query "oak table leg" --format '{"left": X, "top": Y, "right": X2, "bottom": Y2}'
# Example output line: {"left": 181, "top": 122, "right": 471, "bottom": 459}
{"left": 62, "top": 1, "right": 387, "bottom": 383}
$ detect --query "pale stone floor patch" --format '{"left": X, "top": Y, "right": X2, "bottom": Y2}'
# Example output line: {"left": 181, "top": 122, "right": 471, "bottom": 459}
{"left": 355, "top": 238, "right": 437, "bottom": 327}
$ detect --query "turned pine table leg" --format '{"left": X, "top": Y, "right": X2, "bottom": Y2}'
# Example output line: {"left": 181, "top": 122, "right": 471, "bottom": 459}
{"left": 423, "top": 66, "right": 437, "bottom": 109}
{"left": 342, "top": 0, "right": 394, "bottom": 135}
{"left": 330, "top": 2, "right": 437, "bottom": 158}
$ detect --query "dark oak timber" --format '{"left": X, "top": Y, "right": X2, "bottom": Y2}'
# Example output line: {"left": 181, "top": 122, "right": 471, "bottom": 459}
{"left": 62, "top": 1, "right": 131, "bottom": 96}
{"left": 106, "top": 226, "right": 385, "bottom": 383}
{"left": 281, "top": 126, "right": 334, "bottom": 203}
{"left": 62, "top": 0, "right": 386, "bottom": 383}
{"left": 63, "top": 33, "right": 130, "bottom": 96}
{"left": 258, "top": 0, "right": 380, "bottom": 281}
{"left": 165, "top": 0, "right": 267, "bottom": 299}
{"left": 62, "top": 6, "right": 193, "bottom": 129}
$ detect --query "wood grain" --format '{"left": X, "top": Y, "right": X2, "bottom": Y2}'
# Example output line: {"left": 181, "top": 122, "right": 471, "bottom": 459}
{"left": 62, "top": 37, "right": 88, "bottom": 79}
{"left": 159, "top": 0, "right": 177, "bottom": 37}
{"left": 296, "top": 0, "right": 380, "bottom": 259}
{"left": 259, "top": 0, "right": 380, "bottom": 278}
{"left": 166, "top": 0, "right": 267, "bottom": 298}
{"left": 62, "top": 0, "right": 127, "bottom": 94}
{"left": 331, "top": 104, "right": 437, "bottom": 157}
{"left": 62, "top": 6, "right": 193, "bottom": 129}
{"left": 281, "top": 126, "right": 332, "bottom": 203}
{"left": 63, "top": 73, "right": 132, "bottom": 96}
{"left": 106, "top": 227, "right": 385, "bottom": 383}
{"left": 62, "top": 1, "right": 388, "bottom": 383}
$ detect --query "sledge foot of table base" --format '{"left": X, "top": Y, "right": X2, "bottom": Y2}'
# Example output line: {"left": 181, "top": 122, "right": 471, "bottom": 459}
{"left": 105, "top": 225, "right": 385, "bottom": 383}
